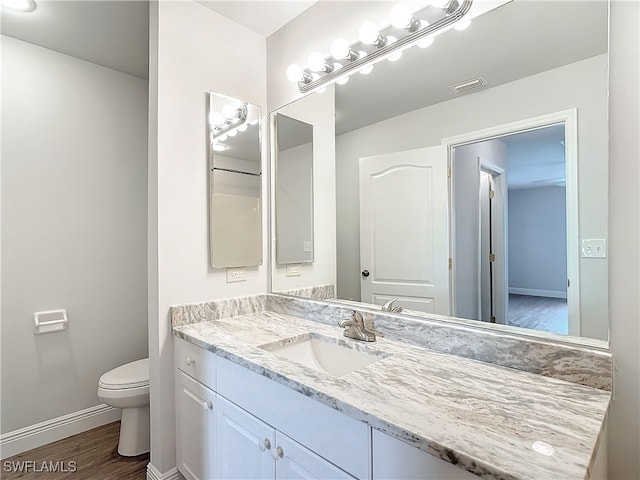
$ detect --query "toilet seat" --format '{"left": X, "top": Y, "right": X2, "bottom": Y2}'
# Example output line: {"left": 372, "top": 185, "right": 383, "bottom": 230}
{"left": 99, "top": 358, "right": 149, "bottom": 390}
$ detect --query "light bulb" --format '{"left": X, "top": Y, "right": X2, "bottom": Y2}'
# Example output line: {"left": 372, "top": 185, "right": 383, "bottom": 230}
{"left": 428, "top": 0, "right": 450, "bottom": 8}
{"left": 390, "top": 3, "right": 414, "bottom": 29}
{"left": 359, "top": 64, "right": 374, "bottom": 75}
{"left": 2, "top": 0, "right": 36, "bottom": 11}
{"left": 388, "top": 51, "right": 403, "bottom": 62}
{"left": 336, "top": 76, "right": 350, "bottom": 85}
{"left": 417, "top": 36, "right": 434, "bottom": 48}
{"left": 330, "top": 38, "right": 350, "bottom": 60}
{"left": 218, "top": 134, "right": 228, "bottom": 142}
{"left": 454, "top": 19, "right": 471, "bottom": 31}
{"left": 387, "top": 35, "right": 397, "bottom": 45}
{"left": 286, "top": 64, "right": 304, "bottom": 82}
{"left": 212, "top": 143, "right": 228, "bottom": 152}
{"left": 227, "top": 129, "right": 238, "bottom": 137}
{"left": 308, "top": 52, "right": 327, "bottom": 72}
{"left": 222, "top": 104, "right": 237, "bottom": 119}
{"left": 238, "top": 124, "right": 248, "bottom": 132}
{"left": 249, "top": 119, "right": 259, "bottom": 126}
{"left": 359, "top": 21, "right": 380, "bottom": 45}
{"left": 209, "top": 112, "right": 225, "bottom": 126}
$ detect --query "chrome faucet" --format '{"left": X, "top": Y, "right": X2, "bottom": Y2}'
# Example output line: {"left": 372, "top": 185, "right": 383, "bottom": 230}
{"left": 382, "top": 297, "right": 403, "bottom": 313}
{"left": 339, "top": 311, "right": 376, "bottom": 342}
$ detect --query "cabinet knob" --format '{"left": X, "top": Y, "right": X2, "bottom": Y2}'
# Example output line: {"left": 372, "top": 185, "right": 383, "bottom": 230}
{"left": 186, "top": 356, "right": 195, "bottom": 366}
{"left": 272, "top": 446, "right": 284, "bottom": 460}
{"left": 203, "top": 400, "right": 213, "bottom": 410}
{"left": 258, "top": 438, "right": 271, "bottom": 452}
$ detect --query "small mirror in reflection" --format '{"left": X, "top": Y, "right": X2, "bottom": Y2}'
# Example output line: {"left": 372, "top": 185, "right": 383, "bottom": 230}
{"left": 275, "top": 113, "right": 314, "bottom": 265}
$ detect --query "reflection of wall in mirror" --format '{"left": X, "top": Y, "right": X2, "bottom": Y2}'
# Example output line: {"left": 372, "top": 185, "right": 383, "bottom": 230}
{"left": 271, "top": 85, "right": 336, "bottom": 294}
{"left": 509, "top": 187, "right": 567, "bottom": 296}
{"left": 336, "top": 54, "right": 608, "bottom": 341}
{"left": 211, "top": 156, "right": 261, "bottom": 268}
{"left": 277, "top": 142, "right": 313, "bottom": 263}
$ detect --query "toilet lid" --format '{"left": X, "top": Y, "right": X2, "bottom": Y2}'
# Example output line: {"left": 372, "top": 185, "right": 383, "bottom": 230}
{"left": 99, "top": 358, "right": 149, "bottom": 389}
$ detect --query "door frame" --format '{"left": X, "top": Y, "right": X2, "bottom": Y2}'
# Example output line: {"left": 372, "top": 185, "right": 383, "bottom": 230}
{"left": 442, "top": 109, "right": 580, "bottom": 336}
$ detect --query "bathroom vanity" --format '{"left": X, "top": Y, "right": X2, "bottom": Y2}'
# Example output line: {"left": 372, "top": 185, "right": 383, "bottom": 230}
{"left": 172, "top": 295, "right": 610, "bottom": 480}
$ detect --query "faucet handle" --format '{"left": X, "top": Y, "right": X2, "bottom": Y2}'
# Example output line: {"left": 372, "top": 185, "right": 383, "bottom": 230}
{"left": 351, "top": 310, "right": 364, "bottom": 327}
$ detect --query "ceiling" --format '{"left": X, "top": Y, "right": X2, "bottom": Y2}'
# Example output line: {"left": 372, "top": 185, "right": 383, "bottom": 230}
{"left": 335, "top": 0, "right": 608, "bottom": 135}
{"left": 196, "top": 1, "right": 318, "bottom": 37}
{"left": 501, "top": 124, "right": 566, "bottom": 190}
{"left": 1, "top": 0, "right": 149, "bottom": 79}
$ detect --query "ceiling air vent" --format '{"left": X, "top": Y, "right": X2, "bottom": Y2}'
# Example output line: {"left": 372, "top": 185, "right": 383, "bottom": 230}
{"left": 449, "top": 76, "right": 488, "bottom": 94}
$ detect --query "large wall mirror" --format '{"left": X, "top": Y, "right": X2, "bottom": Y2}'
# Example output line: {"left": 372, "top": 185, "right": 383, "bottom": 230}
{"left": 208, "top": 92, "right": 262, "bottom": 268}
{"left": 270, "top": 0, "right": 609, "bottom": 344}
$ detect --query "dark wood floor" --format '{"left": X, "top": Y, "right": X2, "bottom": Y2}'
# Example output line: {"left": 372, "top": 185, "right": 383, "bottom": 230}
{"left": 508, "top": 294, "right": 568, "bottom": 335}
{"left": 2, "top": 422, "right": 148, "bottom": 480}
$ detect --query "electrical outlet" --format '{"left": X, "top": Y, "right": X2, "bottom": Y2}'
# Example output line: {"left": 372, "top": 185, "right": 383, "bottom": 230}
{"left": 286, "top": 264, "right": 302, "bottom": 277}
{"left": 226, "top": 268, "right": 247, "bottom": 283}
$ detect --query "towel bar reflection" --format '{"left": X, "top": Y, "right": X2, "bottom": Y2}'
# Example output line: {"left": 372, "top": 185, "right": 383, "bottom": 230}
{"left": 33, "top": 309, "right": 68, "bottom": 334}
{"left": 212, "top": 167, "right": 261, "bottom": 177}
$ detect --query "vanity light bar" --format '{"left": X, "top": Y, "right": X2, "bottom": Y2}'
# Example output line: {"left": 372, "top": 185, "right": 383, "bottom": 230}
{"left": 288, "top": 0, "right": 473, "bottom": 94}
{"left": 211, "top": 104, "right": 248, "bottom": 140}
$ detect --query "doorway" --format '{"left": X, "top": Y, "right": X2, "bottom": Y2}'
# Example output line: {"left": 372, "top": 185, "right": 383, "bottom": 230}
{"left": 445, "top": 110, "right": 579, "bottom": 336}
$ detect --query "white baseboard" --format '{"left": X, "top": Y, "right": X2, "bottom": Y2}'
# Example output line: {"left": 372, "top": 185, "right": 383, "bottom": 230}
{"left": 0, "top": 404, "right": 121, "bottom": 459}
{"left": 509, "top": 288, "right": 567, "bottom": 299}
{"left": 147, "top": 463, "right": 184, "bottom": 480}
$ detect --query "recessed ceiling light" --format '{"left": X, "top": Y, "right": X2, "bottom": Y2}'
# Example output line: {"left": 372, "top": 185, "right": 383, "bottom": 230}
{"left": 2, "top": 0, "right": 37, "bottom": 12}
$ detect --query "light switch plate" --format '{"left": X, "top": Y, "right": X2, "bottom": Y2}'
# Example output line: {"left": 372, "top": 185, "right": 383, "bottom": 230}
{"left": 581, "top": 239, "right": 607, "bottom": 258}
{"left": 286, "top": 264, "right": 302, "bottom": 277}
{"left": 226, "top": 268, "right": 247, "bottom": 283}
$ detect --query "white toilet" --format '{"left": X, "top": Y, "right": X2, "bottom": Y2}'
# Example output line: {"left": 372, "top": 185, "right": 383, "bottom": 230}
{"left": 97, "top": 358, "right": 150, "bottom": 456}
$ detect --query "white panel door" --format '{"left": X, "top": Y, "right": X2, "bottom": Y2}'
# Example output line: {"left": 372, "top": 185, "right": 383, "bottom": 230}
{"left": 359, "top": 145, "right": 449, "bottom": 314}
{"left": 275, "top": 432, "right": 355, "bottom": 480}
{"left": 175, "top": 371, "right": 216, "bottom": 480}
{"left": 216, "top": 396, "right": 275, "bottom": 480}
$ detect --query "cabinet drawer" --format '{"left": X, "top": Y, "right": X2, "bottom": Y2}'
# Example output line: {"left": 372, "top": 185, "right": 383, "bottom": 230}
{"left": 217, "top": 357, "right": 370, "bottom": 479}
{"left": 174, "top": 336, "right": 216, "bottom": 389}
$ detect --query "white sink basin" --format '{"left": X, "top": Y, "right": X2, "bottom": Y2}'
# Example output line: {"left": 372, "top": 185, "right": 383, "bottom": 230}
{"left": 259, "top": 333, "right": 389, "bottom": 377}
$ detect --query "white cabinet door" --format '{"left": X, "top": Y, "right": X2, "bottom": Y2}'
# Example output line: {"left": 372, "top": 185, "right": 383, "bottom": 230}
{"left": 176, "top": 371, "right": 216, "bottom": 480}
{"left": 216, "top": 396, "right": 275, "bottom": 480}
{"left": 275, "top": 432, "right": 355, "bottom": 480}
{"left": 372, "top": 430, "right": 478, "bottom": 480}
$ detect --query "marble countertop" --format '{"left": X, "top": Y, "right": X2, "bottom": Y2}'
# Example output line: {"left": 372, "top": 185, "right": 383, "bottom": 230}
{"left": 173, "top": 311, "right": 610, "bottom": 480}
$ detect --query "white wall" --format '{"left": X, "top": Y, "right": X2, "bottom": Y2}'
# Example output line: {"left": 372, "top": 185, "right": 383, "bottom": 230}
{"left": 335, "top": 54, "right": 608, "bottom": 340}
{"left": 270, "top": 88, "right": 336, "bottom": 293}
{"left": 1, "top": 36, "right": 148, "bottom": 432}
{"left": 148, "top": 1, "right": 267, "bottom": 474}
{"left": 265, "top": 1, "right": 639, "bottom": 478}
{"left": 607, "top": 1, "right": 640, "bottom": 478}
{"left": 508, "top": 186, "right": 567, "bottom": 296}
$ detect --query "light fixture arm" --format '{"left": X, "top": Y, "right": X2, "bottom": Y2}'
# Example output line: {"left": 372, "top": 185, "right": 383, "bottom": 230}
{"left": 295, "top": 0, "right": 473, "bottom": 94}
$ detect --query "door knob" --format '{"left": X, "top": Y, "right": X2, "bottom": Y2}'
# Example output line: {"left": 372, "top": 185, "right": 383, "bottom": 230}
{"left": 361, "top": 270, "right": 370, "bottom": 277}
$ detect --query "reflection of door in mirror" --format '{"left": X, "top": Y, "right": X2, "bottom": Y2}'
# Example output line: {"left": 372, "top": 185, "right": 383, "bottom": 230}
{"left": 451, "top": 122, "right": 571, "bottom": 336}
{"left": 358, "top": 146, "right": 449, "bottom": 314}
{"left": 275, "top": 113, "right": 314, "bottom": 265}
{"left": 208, "top": 92, "right": 262, "bottom": 269}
